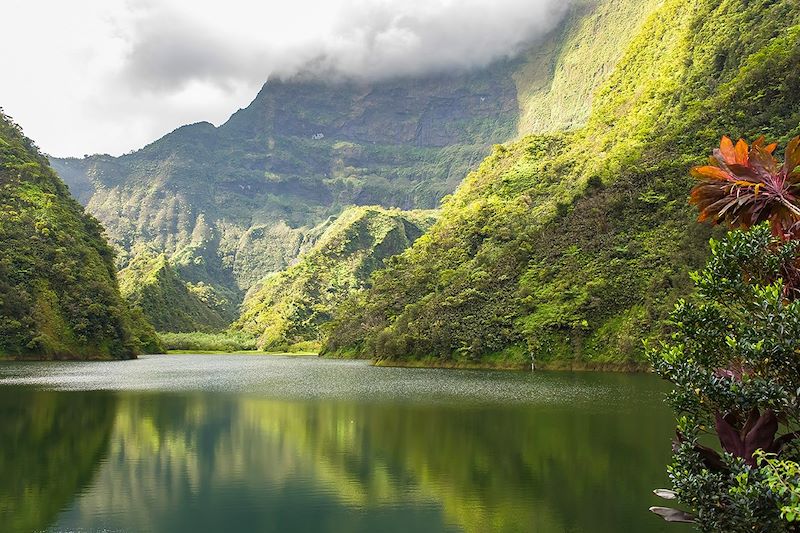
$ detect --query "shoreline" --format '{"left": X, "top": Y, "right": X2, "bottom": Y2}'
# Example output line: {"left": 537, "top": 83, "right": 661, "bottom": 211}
{"left": 2, "top": 351, "right": 651, "bottom": 372}
{"left": 369, "top": 358, "right": 652, "bottom": 373}
{"left": 165, "top": 350, "right": 317, "bottom": 356}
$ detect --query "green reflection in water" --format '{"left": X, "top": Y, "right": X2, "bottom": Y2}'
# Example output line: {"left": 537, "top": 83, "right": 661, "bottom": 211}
{"left": 0, "top": 363, "right": 687, "bottom": 532}
{"left": 0, "top": 389, "right": 115, "bottom": 532}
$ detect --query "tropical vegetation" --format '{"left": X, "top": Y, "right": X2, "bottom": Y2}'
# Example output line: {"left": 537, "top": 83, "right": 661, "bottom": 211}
{"left": 49, "top": 0, "right": 660, "bottom": 322}
{"left": 118, "top": 250, "right": 236, "bottom": 333}
{"left": 159, "top": 331, "right": 258, "bottom": 353}
{"left": 0, "top": 110, "right": 161, "bottom": 359}
{"left": 323, "top": 0, "right": 800, "bottom": 368}
{"left": 650, "top": 137, "right": 800, "bottom": 531}
{"left": 232, "top": 206, "right": 435, "bottom": 351}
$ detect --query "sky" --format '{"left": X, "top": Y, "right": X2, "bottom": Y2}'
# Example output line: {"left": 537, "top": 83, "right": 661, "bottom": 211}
{"left": 1, "top": 0, "right": 572, "bottom": 157}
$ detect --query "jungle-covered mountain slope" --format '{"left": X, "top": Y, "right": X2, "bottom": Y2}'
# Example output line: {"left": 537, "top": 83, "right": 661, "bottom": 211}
{"left": 233, "top": 206, "right": 435, "bottom": 351}
{"left": 118, "top": 251, "right": 237, "bottom": 333}
{"left": 0, "top": 112, "right": 161, "bottom": 359}
{"left": 50, "top": 0, "right": 659, "bottom": 320}
{"left": 323, "top": 0, "right": 800, "bottom": 367}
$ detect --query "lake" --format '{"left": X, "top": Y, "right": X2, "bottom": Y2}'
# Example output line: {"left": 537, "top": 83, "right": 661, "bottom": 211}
{"left": 0, "top": 354, "right": 686, "bottom": 532}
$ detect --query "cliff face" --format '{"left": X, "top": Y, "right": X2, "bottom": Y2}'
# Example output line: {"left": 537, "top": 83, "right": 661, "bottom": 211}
{"left": 52, "top": 67, "right": 518, "bottom": 299}
{"left": 323, "top": 0, "right": 800, "bottom": 366}
{"left": 50, "top": 0, "right": 658, "bottom": 328}
{"left": 0, "top": 111, "right": 161, "bottom": 359}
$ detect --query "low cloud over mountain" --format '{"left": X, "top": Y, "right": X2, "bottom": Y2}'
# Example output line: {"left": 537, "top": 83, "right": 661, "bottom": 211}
{"left": 1, "top": 0, "right": 571, "bottom": 156}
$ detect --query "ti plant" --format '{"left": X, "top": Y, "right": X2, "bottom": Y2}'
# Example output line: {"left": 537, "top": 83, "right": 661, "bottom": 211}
{"left": 690, "top": 136, "right": 800, "bottom": 240}
{"left": 649, "top": 221, "right": 800, "bottom": 531}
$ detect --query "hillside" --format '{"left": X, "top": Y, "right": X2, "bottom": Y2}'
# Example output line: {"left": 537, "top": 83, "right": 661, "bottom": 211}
{"left": 233, "top": 206, "right": 436, "bottom": 351}
{"left": 50, "top": 0, "right": 659, "bottom": 311}
{"left": 323, "top": 0, "right": 800, "bottom": 367}
{"left": 0, "top": 112, "right": 161, "bottom": 359}
{"left": 118, "top": 252, "right": 237, "bottom": 333}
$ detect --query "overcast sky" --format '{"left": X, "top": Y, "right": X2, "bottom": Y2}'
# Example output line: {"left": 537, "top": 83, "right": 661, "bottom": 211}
{"left": 2, "top": 0, "right": 571, "bottom": 157}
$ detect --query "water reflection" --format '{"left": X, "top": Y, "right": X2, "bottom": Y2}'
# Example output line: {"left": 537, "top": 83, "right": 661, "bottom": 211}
{"left": 0, "top": 389, "right": 115, "bottom": 532}
{"left": 0, "top": 358, "right": 682, "bottom": 532}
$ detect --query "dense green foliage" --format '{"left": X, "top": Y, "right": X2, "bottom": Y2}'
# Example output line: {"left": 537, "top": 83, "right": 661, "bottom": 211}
{"left": 118, "top": 250, "right": 236, "bottom": 333}
{"left": 0, "top": 111, "right": 161, "bottom": 359}
{"left": 49, "top": 0, "right": 647, "bottom": 315}
{"left": 159, "top": 331, "right": 258, "bottom": 352}
{"left": 651, "top": 225, "right": 800, "bottom": 531}
{"left": 323, "top": 0, "right": 800, "bottom": 366}
{"left": 233, "top": 206, "right": 435, "bottom": 351}
{"left": 513, "top": 0, "right": 661, "bottom": 135}
{"left": 51, "top": 68, "right": 517, "bottom": 302}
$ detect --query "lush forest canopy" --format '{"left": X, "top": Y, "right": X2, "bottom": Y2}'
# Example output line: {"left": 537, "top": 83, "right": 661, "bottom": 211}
{"left": 0, "top": 111, "right": 161, "bottom": 359}
{"left": 48, "top": 0, "right": 661, "bottom": 335}
{"left": 118, "top": 250, "right": 237, "bottom": 333}
{"left": 323, "top": 0, "right": 800, "bottom": 367}
{"left": 232, "top": 206, "right": 436, "bottom": 351}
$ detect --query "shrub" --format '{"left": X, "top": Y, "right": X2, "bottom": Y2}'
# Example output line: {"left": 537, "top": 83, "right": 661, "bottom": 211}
{"left": 159, "top": 331, "right": 258, "bottom": 352}
{"left": 650, "top": 225, "right": 800, "bottom": 531}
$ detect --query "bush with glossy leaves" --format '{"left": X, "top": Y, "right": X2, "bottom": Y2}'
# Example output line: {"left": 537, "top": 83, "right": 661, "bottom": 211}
{"left": 650, "top": 224, "right": 800, "bottom": 532}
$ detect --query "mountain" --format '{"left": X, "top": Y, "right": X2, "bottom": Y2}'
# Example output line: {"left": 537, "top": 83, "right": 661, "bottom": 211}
{"left": 118, "top": 251, "right": 237, "bottom": 333}
{"left": 232, "top": 206, "right": 436, "bottom": 351}
{"left": 50, "top": 0, "right": 660, "bottom": 325}
{"left": 323, "top": 0, "right": 800, "bottom": 368}
{"left": 52, "top": 67, "right": 516, "bottom": 300}
{"left": 0, "top": 111, "right": 162, "bottom": 359}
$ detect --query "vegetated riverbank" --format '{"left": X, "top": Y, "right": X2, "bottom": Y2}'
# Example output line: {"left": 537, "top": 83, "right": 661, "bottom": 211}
{"left": 159, "top": 331, "right": 321, "bottom": 354}
{"left": 0, "top": 354, "right": 132, "bottom": 362}
{"left": 160, "top": 344, "right": 652, "bottom": 372}
{"left": 370, "top": 358, "right": 650, "bottom": 372}
{"left": 166, "top": 350, "right": 317, "bottom": 356}
{"left": 326, "top": 345, "right": 651, "bottom": 372}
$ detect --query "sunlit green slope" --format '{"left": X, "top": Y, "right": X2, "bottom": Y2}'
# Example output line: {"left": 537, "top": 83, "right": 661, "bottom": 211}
{"left": 233, "top": 206, "right": 436, "bottom": 351}
{"left": 49, "top": 0, "right": 659, "bottom": 319}
{"left": 324, "top": 0, "right": 800, "bottom": 367}
{"left": 0, "top": 112, "right": 161, "bottom": 359}
{"left": 118, "top": 251, "right": 237, "bottom": 333}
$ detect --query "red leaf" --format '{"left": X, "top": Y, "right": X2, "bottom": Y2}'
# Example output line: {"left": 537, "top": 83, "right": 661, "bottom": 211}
{"left": 743, "top": 409, "right": 778, "bottom": 465}
{"left": 785, "top": 137, "right": 800, "bottom": 176}
{"left": 691, "top": 166, "right": 733, "bottom": 182}
{"left": 735, "top": 138, "right": 749, "bottom": 166}
{"left": 715, "top": 412, "right": 745, "bottom": 457}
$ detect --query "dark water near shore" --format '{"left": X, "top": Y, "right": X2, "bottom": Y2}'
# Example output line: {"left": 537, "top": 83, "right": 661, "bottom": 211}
{"left": 0, "top": 354, "right": 685, "bottom": 532}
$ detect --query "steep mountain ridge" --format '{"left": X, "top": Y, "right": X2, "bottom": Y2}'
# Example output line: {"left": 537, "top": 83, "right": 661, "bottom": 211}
{"left": 233, "top": 206, "right": 436, "bottom": 351}
{"left": 53, "top": 67, "right": 518, "bottom": 297}
{"left": 0, "top": 111, "right": 161, "bottom": 359}
{"left": 51, "top": 0, "right": 660, "bottom": 328}
{"left": 323, "top": 0, "right": 800, "bottom": 367}
{"left": 118, "top": 252, "right": 237, "bottom": 333}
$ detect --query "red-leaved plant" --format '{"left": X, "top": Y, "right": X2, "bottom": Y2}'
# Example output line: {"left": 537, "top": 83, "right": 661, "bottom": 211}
{"left": 690, "top": 136, "right": 800, "bottom": 240}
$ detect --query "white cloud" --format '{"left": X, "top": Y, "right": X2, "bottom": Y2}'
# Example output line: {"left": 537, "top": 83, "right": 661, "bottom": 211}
{"left": 0, "top": 0, "right": 571, "bottom": 156}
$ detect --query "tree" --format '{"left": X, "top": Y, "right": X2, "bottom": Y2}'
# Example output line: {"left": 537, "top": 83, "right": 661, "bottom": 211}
{"left": 650, "top": 136, "right": 800, "bottom": 531}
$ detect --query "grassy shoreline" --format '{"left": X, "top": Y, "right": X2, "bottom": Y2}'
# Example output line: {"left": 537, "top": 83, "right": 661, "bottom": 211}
{"left": 369, "top": 358, "right": 652, "bottom": 373}
{"left": 1, "top": 350, "right": 651, "bottom": 372}
{"left": 165, "top": 350, "right": 317, "bottom": 356}
{"left": 0, "top": 354, "right": 132, "bottom": 361}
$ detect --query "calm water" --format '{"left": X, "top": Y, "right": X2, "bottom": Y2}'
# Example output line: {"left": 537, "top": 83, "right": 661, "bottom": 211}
{"left": 0, "top": 355, "right": 685, "bottom": 533}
